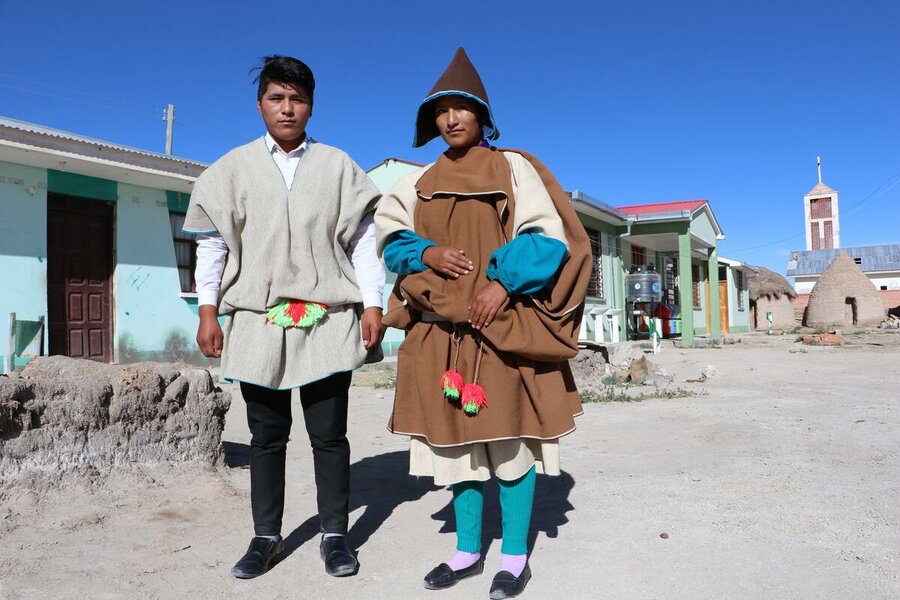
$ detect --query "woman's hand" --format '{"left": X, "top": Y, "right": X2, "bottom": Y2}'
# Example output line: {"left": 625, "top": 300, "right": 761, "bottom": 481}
{"left": 468, "top": 281, "right": 509, "bottom": 330}
{"left": 196, "top": 305, "right": 223, "bottom": 358}
{"left": 422, "top": 245, "right": 473, "bottom": 278}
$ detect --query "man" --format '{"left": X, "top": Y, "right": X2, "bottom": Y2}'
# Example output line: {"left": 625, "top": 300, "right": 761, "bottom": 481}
{"left": 183, "top": 55, "right": 385, "bottom": 580}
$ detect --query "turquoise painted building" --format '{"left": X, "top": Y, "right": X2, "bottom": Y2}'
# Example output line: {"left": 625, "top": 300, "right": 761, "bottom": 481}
{"left": 0, "top": 117, "right": 206, "bottom": 371}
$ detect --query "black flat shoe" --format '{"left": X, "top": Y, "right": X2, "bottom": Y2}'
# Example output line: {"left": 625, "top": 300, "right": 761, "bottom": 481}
{"left": 423, "top": 557, "right": 485, "bottom": 590}
{"left": 230, "top": 536, "right": 284, "bottom": 579}
{"left": 489, "top": 563, "right": 531, "bottom": 599}
{"left": 319, "top": 535, "right": 359, "bottom": 577}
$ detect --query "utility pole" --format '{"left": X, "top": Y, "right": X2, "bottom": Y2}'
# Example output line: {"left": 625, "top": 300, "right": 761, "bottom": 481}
{"left": 164, "top": 104, "right": 175, "bottom": 155}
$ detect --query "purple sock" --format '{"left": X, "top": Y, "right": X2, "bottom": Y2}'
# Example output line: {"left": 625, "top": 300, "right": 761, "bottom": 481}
{"left": 447, "top": 550, "right": 481, "bottom": 571}
{"left": 498, "top": 553, "right": 527, "bottom": 577}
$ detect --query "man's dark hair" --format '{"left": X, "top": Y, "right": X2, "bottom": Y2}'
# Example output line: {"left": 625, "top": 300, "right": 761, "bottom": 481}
{"left": 252, "top": 55, "right": 315, "bottom": 104}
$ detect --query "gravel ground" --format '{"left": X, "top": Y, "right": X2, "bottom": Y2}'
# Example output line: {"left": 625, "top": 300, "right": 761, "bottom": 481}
{"left": 1, "top": 330, "right": 898, "bottom": 600}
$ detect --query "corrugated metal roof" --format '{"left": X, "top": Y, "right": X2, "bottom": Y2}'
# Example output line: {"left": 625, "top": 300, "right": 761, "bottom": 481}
{"left": 786, "top": 244, "right": 900, "bottom": 276}
{"left": 568, "top": 190, "right": 629, "bottom": 221}
{"left": 0, "top": 115, "right": 207, "bottom": 167}
{"left": 617, "top": 199, "right": 707, "bottom": 215}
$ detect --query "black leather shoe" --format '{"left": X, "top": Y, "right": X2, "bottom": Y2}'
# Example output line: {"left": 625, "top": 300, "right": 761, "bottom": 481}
{"left": 230, "top": 536, "right": 284, "bottom": 579}
{"left": 489, "top": 563, "right": 531, "bottom": 599}
{"left": 319, "top": 535, "right": 359, "bottom": 577}
{"left": 423, "top": 557, "right": 485, "bottom": 590}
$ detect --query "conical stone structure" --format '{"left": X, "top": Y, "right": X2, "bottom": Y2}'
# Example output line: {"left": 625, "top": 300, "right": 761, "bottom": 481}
{"left": 804, "top": 252, "right": 884, "bottom": 327}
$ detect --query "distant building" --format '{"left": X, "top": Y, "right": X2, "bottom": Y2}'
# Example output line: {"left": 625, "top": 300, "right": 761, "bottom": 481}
{"left": 803, "top": 157, "right": 840, "bottom": 251}
{"left": 803, "top": 253, "right": 885, "bottom": 328}
{"left": 787, "top": 158, "right": 900, "bottom": 315}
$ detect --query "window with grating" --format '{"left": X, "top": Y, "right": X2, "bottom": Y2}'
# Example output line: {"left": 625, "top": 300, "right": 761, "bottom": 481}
{"left": 170, "top": 212, "right": 197, "bottom": 293}
{"left": 691, "top": 264, "right": 702, "bottom": 308}
{"left": 811, "top": 222, "right": 821, "bottom": 250}
{"left": 663, "top": 256, "right": 679, "bottom": 305}
{"left": 631, "top": 244, "right": 646, "bottom": 267}
{"left": 586, "top": 229, "right": 604, "bottom": 298}
{"left": 736, "top": 270, "right": 745, "bottom": 311}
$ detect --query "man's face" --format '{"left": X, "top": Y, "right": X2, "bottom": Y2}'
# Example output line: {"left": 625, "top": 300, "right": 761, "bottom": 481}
{"left": 434, "top": 96, "right": 483, "bottom": 149}
{"left": 257, "top": 81, "right": 312, "bottom": 151}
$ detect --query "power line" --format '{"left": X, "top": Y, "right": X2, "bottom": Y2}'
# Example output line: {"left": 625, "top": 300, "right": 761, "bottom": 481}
{"left": 724, "top": 169, "right": 900, "bottom": 255}
{"left": 0, "top": 72, "right": 160, "bottom": 114}
{"left": 840, "top": 169, "right": 900, "bottom": 218}
{"left": 0, "top": 82, "right": 159, "bottom": 122}
{"left": 0, "top": 77, "right": 248, "bottom": 147}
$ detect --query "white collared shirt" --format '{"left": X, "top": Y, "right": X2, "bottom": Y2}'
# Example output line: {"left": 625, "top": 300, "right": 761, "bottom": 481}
{"left": 194, "top": 134, "right": 385, "bottom": 309}
{"left": 264, "top": 132, "right": 308, "bottom": 188}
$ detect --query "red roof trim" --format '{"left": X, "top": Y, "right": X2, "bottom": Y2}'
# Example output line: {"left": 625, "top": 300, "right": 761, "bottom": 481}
{"left": 616, "top": 199, "right": 708, "bottom": 216}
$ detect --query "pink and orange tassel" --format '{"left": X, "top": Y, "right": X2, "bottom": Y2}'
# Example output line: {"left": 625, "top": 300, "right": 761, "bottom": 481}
{"left": 440, "top": 370, "right": 464, "bottom": 401}
{"left": 265, "top": 299, "right": 327, "bottom": 329}
{"left": 461, "top": 383, "right": 488, "bottom": 415}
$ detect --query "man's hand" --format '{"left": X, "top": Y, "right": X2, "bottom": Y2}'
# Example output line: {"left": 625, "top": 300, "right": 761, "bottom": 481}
{"left": 468, "top": 281, "right": 509, "bottom": 330}
{"left": 196, "top": 305, "right": 223, "bottom": 358}
{"left": 361, "top": 307, "right": 386, "bottom": 349}
{"left": 422, "top": 245, "right": 473, "bottom": 279}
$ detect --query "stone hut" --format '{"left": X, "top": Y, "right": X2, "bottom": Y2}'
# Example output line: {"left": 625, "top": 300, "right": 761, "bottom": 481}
{"left": 804, "top": 252, "right": 885, "bottom": 328}
{"left": 749, "top": 267, "right": 797, "bottom": 330}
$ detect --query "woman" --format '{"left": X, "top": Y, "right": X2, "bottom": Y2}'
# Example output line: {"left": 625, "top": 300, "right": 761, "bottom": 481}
{"left": 375, "top": 48, "right": 592, "bottom": 599}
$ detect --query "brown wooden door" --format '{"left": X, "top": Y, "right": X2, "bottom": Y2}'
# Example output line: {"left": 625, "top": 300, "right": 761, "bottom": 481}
{"left": 718, "top": 279, "right": 729, "bottom": 333}
{"left": 47, "top": 195, "right": 114, "bottom": 362}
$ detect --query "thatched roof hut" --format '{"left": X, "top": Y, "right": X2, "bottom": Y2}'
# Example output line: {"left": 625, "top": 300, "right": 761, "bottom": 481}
{"left": 804, "top": 253, "right": 885, "bottom": 328}
{"left": 749, "top": 267, "right": 797, "bottom": 301}
{"left": 748, "top": 266, "right": 797, "bottom": 330}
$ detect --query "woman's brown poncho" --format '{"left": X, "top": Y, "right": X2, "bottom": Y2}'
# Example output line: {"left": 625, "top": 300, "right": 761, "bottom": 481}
{"left": 379, "top": 145, "right": 592, "bottom": 447}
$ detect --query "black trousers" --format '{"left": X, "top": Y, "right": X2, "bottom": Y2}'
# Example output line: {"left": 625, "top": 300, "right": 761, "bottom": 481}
{"left": 241, "top": 371, "right": 352, "bottom": 537}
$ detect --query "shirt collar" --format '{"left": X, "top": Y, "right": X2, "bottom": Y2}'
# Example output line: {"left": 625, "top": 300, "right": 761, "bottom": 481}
{"left": 264, "top": 132, "right": 310, "bottom": 157}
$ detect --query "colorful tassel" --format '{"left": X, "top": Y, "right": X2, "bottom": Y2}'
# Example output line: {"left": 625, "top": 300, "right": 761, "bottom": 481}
{"left": 461, "top": 383, "right": 488, "bottom": 415}
{"left": 265, "top": 299, "right": 327, "bottom": 328}
{"left": 440, "top": 370, "right": 464, "bottom": 401}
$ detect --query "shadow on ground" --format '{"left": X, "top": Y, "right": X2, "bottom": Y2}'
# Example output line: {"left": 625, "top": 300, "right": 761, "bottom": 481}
{"left": 223, "top": 441, "right": 250, "bottom": 468}
{"left": 225, "top": 447, "right": 440, "bottom": 564}
{"left": 223, "top": 445, "right": 575, "bottom": 565}
{"left": 429, "top": 471, "right": 576, "bottom": 555}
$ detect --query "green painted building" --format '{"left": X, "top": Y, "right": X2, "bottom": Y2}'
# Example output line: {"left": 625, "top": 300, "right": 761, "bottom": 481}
{"left": 368, "top": 162, "right": 753, "bottom": 350}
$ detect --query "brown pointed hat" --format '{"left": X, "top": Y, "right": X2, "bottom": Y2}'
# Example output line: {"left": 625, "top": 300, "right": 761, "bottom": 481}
{"left": 413, "top": 47, "right": 500, "bottom": 148}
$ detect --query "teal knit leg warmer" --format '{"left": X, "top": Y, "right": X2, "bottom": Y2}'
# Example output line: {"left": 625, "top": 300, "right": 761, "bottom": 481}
{"left": 452, "top": 480, "right": 485, "bottom": 553}
{"left": 498, "top": 466, "right": 536, "bottom": 555}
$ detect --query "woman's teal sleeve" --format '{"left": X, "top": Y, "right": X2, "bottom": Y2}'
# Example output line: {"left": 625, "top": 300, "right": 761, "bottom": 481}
{"left": 383, "top": 230, "right": 437, "bottom": 275}
{"left": 486, "top": 231, "right": 568, "bottom": 294}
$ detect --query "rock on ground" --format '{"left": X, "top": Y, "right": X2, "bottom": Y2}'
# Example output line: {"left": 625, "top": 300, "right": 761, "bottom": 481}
{"left": 0, "top": 356, "right": 230, "bottom": 477}
{"left": 569, "top": 348, "right": 609, "bottom": 389}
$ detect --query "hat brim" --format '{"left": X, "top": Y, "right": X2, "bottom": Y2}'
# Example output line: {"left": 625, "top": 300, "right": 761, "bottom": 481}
{"left": 413, "top": 91, "right": 500, "bottom": 148}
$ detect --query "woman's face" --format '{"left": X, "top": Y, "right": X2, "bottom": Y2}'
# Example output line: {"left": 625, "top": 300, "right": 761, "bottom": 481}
{"left": 434, "top": 96, "right": 483, "bottom": 149}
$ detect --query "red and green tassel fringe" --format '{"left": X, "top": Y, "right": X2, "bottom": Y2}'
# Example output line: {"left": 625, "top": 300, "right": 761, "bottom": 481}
{"left": 461, "top": 383, "right": 488, "bottom": 415}
{"left": 440, "top": 370, "right": 464, "bottom": 401}
{"left": 265, "top": 299, "right": 327, "bottom": 329}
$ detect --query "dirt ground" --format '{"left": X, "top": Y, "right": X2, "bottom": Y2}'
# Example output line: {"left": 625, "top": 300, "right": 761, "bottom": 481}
{"left": 1, "top": 330, "right": 898, "bottom": 600}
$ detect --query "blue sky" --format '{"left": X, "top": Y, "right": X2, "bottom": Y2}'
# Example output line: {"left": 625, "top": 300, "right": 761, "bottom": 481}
{"left": 1, "top": 1, "right": 897, "bottom": 275}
